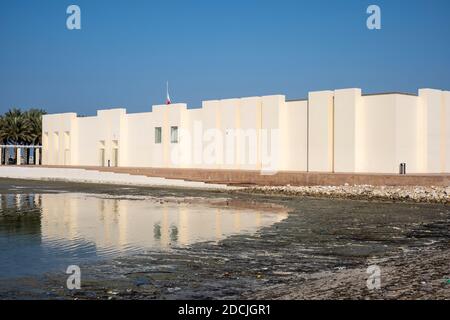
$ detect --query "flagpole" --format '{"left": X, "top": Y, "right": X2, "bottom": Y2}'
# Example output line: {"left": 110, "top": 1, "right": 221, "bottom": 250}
{"left": 166, "top": 81, "right": 171, "bottom": 105}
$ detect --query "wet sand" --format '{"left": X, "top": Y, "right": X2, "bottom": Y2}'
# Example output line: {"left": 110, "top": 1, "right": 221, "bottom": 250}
{"left": 0, "top": 178, "right": 449, "bottom": 300}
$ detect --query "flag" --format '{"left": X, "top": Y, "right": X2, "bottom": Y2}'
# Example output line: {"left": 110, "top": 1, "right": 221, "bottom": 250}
{"left": 166, "top": 81, "right": 171, "bottom": 105}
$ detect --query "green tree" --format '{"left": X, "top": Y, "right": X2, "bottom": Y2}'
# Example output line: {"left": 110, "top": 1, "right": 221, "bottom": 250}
{"left": 24, "top": 109, "right": 46, "bottom": 164}
{"left": 24, "top": 109, "right": 47, "bottom": 145}
{"left": 0, "top": 115, "right": 5, "bottom": 145}
{"left": 0, "top": 108, "right": 46, "bottom": 164}
{"left": 1, "top": 109, "right": 30, "bottom": 145}
{"left": 0, "top": 115, "right": 5, "bottom": 164}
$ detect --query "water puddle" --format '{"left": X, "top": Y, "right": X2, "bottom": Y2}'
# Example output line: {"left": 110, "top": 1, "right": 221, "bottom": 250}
{"left": 0, "top": 193, "right": 287, "bottom": 278}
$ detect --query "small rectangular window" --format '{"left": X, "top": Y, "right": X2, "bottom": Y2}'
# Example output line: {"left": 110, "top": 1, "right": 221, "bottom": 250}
{"left": 155, "top": 127, "right": 162, "bottom": 144}
{"left": 171, "top": 126, "right": 178, "bottom": 143}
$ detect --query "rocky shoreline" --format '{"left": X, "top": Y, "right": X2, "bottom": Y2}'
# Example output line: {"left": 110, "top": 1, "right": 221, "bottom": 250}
{"left": 240, "top": 185, "right": 450, "bottom": 204}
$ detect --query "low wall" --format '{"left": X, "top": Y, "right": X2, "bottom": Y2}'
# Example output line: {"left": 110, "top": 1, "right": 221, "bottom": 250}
{"left": 41, "top": 166, "right": 450, "bottom": 187}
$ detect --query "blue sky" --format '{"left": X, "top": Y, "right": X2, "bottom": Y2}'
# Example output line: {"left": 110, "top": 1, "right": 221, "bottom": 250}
{"left": 0, "top": 0, "right": 449, "bottom": 115}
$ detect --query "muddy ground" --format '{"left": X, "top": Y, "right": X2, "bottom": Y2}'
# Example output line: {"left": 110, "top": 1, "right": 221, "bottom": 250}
{"left": 0, "top": 178, "right": 449, "bottom": 300}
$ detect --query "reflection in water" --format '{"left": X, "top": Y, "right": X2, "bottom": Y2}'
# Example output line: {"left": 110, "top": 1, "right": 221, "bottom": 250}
{"left": 0, "top": 193, "right": 287, "bottom": 278}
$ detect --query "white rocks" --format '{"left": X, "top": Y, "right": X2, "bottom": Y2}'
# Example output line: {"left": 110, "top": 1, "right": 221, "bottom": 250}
{"left": 243, "top": 185, "right": 450, "bottom": 204}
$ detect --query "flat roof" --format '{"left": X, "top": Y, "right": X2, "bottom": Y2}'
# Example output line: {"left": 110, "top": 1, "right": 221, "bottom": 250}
{"left": 286, "top": 91, "right": 418, "bottom": 102}
{"left": 362, "top": 92, "right": 417, "bottom": 97}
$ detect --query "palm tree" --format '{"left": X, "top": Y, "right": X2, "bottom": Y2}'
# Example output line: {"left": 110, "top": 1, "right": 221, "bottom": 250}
{"left": 2, "top": 109, "right": 31, "bottom": 145}
{"left": 24, "top": 109, "right": 46, "bottom": 164}
{"left": 0, "top": 115, "right": 5, "bottom": 164}
{"left": 0, "top": 113, "right": 9, "bottom": 145}
{"left": 0, "top": 108, "right": 46, "bottom": 164}
{"left": 1, "top": 109, "right": 29, "bottom": 164}
{"left": 0, "top": 115, "right": 5, "bottom": 144}
{"left": 24, "top": 109, "right": 46, "bottom": 145}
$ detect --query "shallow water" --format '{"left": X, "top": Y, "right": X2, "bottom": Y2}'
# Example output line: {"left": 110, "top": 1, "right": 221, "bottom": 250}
{"left": 0, "top": 193, "right": 287, "bottom": 278}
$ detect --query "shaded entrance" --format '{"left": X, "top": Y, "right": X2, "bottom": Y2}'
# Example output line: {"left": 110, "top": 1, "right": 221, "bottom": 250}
{"left": 0, "top": 145, "right": 42, "bottom": 165}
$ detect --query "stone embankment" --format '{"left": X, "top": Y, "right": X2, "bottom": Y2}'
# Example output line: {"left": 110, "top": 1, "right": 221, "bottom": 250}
{"left": 241, "top": 185, "right": 450, "bottom": 204}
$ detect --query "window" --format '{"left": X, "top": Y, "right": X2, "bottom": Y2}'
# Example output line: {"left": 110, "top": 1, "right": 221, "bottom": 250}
{"left": 155, "top": 127, "right": 162, "bottom": 144}
{"left": 171, "top": 126, "right": 179, "bottom": 143}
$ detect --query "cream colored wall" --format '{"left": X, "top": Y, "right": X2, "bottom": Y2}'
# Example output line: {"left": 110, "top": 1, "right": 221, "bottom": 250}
{"left": 283, "top": 100, "right": 308, "bottom": 171}
{"left": 360, "top": 95, "right": 397, "bottom": 173}
{"left": 76, "top": 117, "right": 99, "bottom": 166}
{"left": 394, "top": 94, "right": 420, "bottom": 173}
{"left": 186, "top": 107, "right": 204, "bottom": 168}
{"left": 42, "top": 113, "right": 77, "bottom": 166}
{"left": 220, "top": 98, "right": 241, "bottom": 170}
{"left": 260, "top": 95, "right": 284, "bottom": 173}
{"left": 125, "top": 112, "right": 153, "bottom": 167}
{"left": 418, "top": 89, "right": 450, "bottom": 173}
{"left": 334, "top": 89, "right": 362, "bottom": 173}
{"left": 186, "top": 96, "right": 267, "bottom": 171}
{"left": 166, "top": 103, "right": 188, "bottom": 168}
{"left": 42, "top": 88, "right": 450, "bottom": 174}
{"left": 238, "top": 97, "right": 262, "bottom": 171}
{"left": 96, "top": 109, "right": 127, "bottom": 167}
{"left": 74, "top": 109, "right": 126, "bottom": 167}
{"left": 124, "top": 104, "right": 189, "bottom": 169}
{"left": 148, "top": 105, "right": 164, "bottom": 167}
{"left": 445, "top": 91, "right": 450, "bottom": 173}
{"left": 357, "top": 94, "right": 422, "bottom": 174}
{"left": 308, "top": 91, "right": 334, "bottom": 172}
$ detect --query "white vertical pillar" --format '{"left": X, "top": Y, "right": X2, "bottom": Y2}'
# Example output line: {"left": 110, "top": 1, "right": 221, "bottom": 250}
{"left": 333, "top": 89, "right": 362, "bottom": 173}
{"left": 308, "top": 90, "right": 335, "bottom": 172}
{"left": 16, "top": 147, "right": 21, "bottom": 165}
{"left": 261, "top": 95, "right": 285, "bottom": 173}
{"left": 445, "top": 91, "right": 450, "bottom": 173}
{"left": 36, "top": 148, "right": 40, "bottom": 165}
{"left": 418, "top": 89, "right": 445, "bottom": 173}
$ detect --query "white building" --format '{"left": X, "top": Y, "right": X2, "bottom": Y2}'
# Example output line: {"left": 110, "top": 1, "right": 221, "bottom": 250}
{"left": 42, "top": 88, "right": 450, "bottom": 174}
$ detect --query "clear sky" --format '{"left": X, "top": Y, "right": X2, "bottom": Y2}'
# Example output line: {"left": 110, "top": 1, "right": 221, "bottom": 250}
{"left": 1, "top": 0, "right": 449, "bottom": 115}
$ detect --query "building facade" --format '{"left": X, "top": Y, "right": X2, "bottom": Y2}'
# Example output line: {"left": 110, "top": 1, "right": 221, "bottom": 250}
{"left": 42, "top": 88, "right": 450, "bottom": 174}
